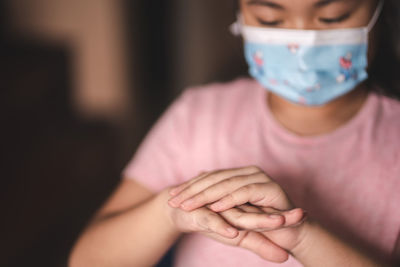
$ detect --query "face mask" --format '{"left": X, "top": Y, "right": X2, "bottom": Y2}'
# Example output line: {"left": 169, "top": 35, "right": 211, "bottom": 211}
{"left": 231, "top": 1, "right": 384, "bottom": 106}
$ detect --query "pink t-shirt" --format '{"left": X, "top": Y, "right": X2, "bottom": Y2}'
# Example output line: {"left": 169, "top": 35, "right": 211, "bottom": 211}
{"left": 123, "top": 78, "right": 400, "bottom": 266}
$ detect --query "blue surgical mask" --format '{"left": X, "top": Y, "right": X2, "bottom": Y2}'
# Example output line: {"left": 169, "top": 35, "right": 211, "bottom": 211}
{"left": 231, "top": 1, "right": 384, "bottom": 106}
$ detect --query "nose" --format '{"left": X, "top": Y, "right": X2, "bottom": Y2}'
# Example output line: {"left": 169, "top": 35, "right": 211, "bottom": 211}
{"left": 286, "top": 16, "right": 319, "bottom": 30}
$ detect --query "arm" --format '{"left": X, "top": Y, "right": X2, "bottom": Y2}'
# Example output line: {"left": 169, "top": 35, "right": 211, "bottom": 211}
{"left": 291, "top": 221, "right": 392, "bottom": 267}
{"left": 69, "top": 179, "right": 180, "bottom": 267}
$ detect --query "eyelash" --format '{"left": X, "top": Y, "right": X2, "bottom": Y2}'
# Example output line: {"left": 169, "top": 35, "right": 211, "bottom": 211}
{"left": 256, "top": 18, "right": 283, "bottom": 26}
{"left": 319, "top": 13, "right": 351, "bottom": 24}
{"left": 256, "top": 13, "right": 351, "bottom": 27}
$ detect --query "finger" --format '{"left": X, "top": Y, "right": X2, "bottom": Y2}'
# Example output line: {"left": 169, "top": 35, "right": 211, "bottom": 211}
{"left": 219, "top": 207, "right": 285, "bottom": 231}
{"left": 170, "top": 166, "right": 260, "bottom": 196}
{"left": 282, "top": 208, "right": 306, "bottom": 227}
{"left": 238, "top": 205, "right": 305, "bottom": 230}
{"left": 284, "top": 208, "right": 307, "bottom": 227}
{"left": 178, "top": 173, "right": 269, "bottom": 211}
{"left": 193, "top": 208, "right": 239, "bottom": 239}
{"left": 169, "top": 171, "right": 210, "bottom": 196}
{"left": 239, "top": 231, "right": 289, "bottom": 263}
{"left": 261, "top": 207, "right": 306, "bottom": 227}
{"left": 209, "top": 182, "right": 290, "bottom": 212}
{"left": 236, "top": 204, "right": 264, "bottom": 213}
{"left": 168, "top": 166, "right": 262, "bottom": 208}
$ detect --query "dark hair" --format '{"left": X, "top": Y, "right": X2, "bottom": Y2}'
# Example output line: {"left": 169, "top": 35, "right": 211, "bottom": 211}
{"left": 233, "top": 0, "right": 400, "bottom": 99}
{"left": 368, "top": 0, "right": 400, "bottom": 99}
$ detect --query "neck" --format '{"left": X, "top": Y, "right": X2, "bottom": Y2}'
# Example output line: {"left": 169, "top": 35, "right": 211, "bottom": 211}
{"left": 267, "top": 85, "right": 369, "bottom": 136}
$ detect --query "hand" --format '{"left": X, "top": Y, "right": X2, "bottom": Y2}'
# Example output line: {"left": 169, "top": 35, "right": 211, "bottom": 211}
{"left": 161, "top": 168, "right": 300, "bottom": 263}
{"left": 165, "top": 201, "right": 291, "bottom": 262}
{"left": 168, "top": 166, "right": 307, "bottom": 252}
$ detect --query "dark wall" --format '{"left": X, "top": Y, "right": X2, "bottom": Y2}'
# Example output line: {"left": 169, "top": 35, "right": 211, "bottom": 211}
{"left": 0, "top": 5, "right": 124, "bottom": 266}
{"left": 0, "top": 39, "right": 123, "bottom": 267}
{"left": 0, "top": 1, "right": 173, "bottom": 265}
{"left": 125, "top": 0, "right": 247, "bottom": 137}
{"left": 1, "top": 1, "right": 246, "bottom": 266}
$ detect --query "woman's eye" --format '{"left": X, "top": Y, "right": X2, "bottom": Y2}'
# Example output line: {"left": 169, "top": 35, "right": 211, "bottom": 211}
{"left": 256, "top": 18, "right": 283, "bottom": 27}
{"left": 319, "top": 12, "right": 351, "bottom": 24}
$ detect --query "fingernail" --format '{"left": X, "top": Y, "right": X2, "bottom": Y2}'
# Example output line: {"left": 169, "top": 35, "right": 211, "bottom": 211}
{"left": 289, "top": 208, "right": 300, "bottom": 214}
{"left": 169, "top": 187, "right": 179, "bottom": 196}
{"left": 168, "top": 198, "right": 180, "bottom": 208}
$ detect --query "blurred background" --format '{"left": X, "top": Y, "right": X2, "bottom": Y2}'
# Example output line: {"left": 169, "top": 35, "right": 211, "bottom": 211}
{"left": 0, "top": 0, "right": 247, "bottom": 266}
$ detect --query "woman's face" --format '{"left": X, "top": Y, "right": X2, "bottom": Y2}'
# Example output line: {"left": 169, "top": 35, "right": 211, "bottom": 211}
{"left": 240, "top": 0, "right": 379, "bottom": 30}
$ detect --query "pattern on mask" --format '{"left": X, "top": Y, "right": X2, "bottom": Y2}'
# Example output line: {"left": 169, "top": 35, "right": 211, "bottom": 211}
{"left": 252, "top": 50, "right": 264, "bottom": 75}
{"left": 337, "top": 52, "right": 357, "bottom": 83}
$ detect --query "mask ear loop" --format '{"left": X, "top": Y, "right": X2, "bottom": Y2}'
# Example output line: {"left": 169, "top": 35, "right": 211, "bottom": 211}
{"left": 367, "top": 0, "right": 385, "bottom": 32}
{"left": 229, "top": 13, "right": 243, "bottom": 36}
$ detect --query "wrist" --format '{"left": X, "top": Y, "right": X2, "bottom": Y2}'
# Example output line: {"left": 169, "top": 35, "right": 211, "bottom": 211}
{"left": 155, "top": 188, "right": 183, "bottom": 237}
{"left": 290, "top": 219, "right": 317, "bottom": 259}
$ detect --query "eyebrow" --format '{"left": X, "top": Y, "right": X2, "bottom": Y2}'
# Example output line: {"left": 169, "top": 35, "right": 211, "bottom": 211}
{"left": 314, "top": 0, "right": 346, "bottom": 8}
{"left": 247, "top": 0, "right": 348, "bottom": 9}
{"left": 247, "top": 0, "right": 284, "bottom": 10}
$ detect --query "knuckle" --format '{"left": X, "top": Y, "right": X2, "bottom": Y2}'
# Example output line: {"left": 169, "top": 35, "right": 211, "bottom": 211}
{"left": 196, "top": 211, "right": 225, "bottom": 233}
{"left": 246, "top": 183, "right": 258, "bottom": 192}
{"left": 240, "top": 184, "right": 252, "bottom": 195}
{"left": 196, "top": 213, "right": 211, "bottom": 231}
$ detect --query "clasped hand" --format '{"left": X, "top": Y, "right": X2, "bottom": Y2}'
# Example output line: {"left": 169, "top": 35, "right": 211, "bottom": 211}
{"left": 166, "top": 166, "right": 307, "bottom": 263}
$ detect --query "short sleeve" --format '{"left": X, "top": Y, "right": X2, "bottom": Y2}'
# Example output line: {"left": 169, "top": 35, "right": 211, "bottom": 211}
{"left": 122, "top": 89, "right": 193, "bottom": 192}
